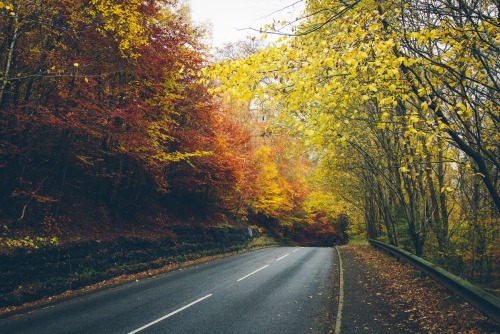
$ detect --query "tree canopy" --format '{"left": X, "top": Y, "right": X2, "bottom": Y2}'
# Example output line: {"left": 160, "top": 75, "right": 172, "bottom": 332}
{"left": 0, "top": 0, "right": 496, "bottom": 287}
{"left": 205, "top": 0, "right": 499, "bottom": 284}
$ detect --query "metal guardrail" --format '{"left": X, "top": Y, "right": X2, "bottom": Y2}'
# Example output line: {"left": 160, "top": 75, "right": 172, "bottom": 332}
{"left": 369, "top": 239, "right": 500, "bottom": 323}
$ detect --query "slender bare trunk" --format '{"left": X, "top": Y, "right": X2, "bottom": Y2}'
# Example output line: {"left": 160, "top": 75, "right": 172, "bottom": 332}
{"left": 0, "top": 4, "right": 20, "bottom": 109}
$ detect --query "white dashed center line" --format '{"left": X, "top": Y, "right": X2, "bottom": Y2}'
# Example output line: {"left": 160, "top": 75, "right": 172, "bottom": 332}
{"left": 128, "top": 294, "right": 213, "bottom": 334}
{"left": 276, "top": 254, "right": 289, "bottom": 261}
{"left": 237, "top": 265, "right": 269, "bottom": 282}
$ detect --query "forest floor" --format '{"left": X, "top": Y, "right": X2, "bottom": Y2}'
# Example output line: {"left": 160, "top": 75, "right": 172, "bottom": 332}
{"left": 340, "top": 244, "right": 499, "bottom": 333}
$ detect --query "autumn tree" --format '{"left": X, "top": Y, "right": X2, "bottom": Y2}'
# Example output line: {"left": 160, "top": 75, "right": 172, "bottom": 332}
{"left": 204, "top": 0, "right": 498, "bottom": 282}
{"left": 0, "top": 0, "right": 226, "bottom": 228}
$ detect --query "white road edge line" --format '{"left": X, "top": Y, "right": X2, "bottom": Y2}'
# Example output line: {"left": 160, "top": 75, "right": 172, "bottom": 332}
{"left": 276, "top": 254, "right": 289, "bottom": 261}
{"left": 127, "top": 294, "right": 213, "bottom": 334}
{"left": 334, "top": 246, "right": 344, "bottom": 334}
{"left": 237, "top": 265, "right": 269, "bottom": 282}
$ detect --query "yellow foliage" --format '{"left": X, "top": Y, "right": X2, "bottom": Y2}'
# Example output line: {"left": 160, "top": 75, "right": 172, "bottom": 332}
{"left": 250, "top": 146, "right": 295, "bottom": 218}
{"left": 86, "top": 0, "right": 148, "bottom": 56}
{"left": 201, "top": 0, "right": 499, "bottom": 241}
{"left": 0, "top": 236, "right": 59, "bottom": 250}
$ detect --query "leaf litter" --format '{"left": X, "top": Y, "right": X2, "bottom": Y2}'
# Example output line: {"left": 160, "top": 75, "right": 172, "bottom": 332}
{"left": 347, "top": 244, "right": 499, "bottom": 333}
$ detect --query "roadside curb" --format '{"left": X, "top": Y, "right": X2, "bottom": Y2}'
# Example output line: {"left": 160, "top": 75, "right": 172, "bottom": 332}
{"left": 334, "top": 246, "right": 344, "bottom": 334}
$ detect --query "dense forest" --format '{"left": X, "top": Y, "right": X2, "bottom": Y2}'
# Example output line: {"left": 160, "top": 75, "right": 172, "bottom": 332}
{"left": 0, "top": 0, "right": 498, "bottom": 290}
{"left": 0, "top": 0, "right": 344, "bottom": 253}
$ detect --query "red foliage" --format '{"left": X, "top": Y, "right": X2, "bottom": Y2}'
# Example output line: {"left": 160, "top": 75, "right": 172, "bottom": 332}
{"left": 290, "top": 211, "right": 340, "bottom": 246}
{"left": 0, "top": 0, "right": 242, "bottom": 228}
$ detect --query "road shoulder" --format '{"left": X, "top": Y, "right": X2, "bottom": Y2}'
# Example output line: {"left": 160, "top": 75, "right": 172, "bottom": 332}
{"left": 338, "top": 244, "right": 499, "bottom": 333}
{"left": 338, "top": 245, "right": 419, "bottom": 333}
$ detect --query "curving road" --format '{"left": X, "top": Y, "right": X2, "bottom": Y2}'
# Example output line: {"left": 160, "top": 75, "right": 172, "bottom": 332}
{"left": 0, "top": 247, "right": 337, "bottom": 334}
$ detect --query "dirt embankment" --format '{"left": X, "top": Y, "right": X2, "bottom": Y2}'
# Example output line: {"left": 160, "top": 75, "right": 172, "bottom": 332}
{"left": 0, "top": 226, "right": 260, "bottom": 311}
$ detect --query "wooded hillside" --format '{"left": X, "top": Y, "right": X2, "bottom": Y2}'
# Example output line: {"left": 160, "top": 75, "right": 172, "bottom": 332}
{"left": 1, "top": 0, "right": 497, "bottom": 290}
{"left": 0, "top": 0, "right": 343, "bottom": 252}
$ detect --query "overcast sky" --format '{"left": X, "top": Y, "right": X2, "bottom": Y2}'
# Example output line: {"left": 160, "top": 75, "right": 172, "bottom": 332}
{"left": 189, "top": 0, "right": 305, "bottom": 47}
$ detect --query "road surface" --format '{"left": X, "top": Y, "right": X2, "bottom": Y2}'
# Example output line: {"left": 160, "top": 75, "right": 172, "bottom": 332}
{"left": 0, "top": 247, "right": 337, "bottom": 333}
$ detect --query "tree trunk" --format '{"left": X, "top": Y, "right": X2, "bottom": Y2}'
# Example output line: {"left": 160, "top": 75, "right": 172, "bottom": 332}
{"left": 0, "top": 4, "right": 21, "bottom": 109}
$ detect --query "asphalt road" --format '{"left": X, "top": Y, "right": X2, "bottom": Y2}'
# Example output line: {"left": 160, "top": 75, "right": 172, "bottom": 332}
{"left": 0, "top": 247, "right": 337, "bottom": 334}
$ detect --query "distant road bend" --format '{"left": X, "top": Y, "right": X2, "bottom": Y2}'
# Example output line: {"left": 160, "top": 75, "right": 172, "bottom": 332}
{"left": 0, "top": 247, "right": 337, "bottom": 334}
